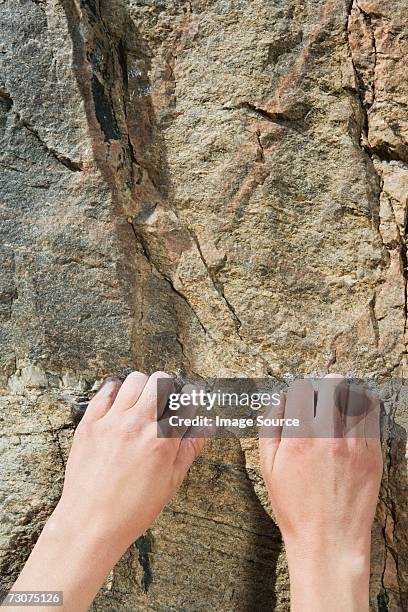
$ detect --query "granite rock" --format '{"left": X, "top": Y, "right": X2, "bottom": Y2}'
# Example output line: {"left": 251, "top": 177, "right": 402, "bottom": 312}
{"left": 0, "top": 0, "right": 407, "bottom": 609}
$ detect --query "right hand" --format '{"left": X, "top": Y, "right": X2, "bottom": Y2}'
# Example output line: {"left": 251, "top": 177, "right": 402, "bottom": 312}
{"left": 259, "top": 374, "right": 383, "bottom": 611}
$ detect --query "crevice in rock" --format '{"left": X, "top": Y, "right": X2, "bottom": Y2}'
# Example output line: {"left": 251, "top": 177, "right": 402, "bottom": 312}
{"left": 31, "top": 0, "right": 46, "bottom": 13}
{"left": 129, "top": 220, "right": 211, "bottom": 361}
{"left": 45, "top": 417, "right": 69, "bottom": 471}
{"left": 0, "top": 423, "right": 73, "bottom": 439}
{"left": 224, "top": 101, "right": 301, "bottom": 132}
{"left": 378, "top": 404, "right": 408, "bottom": 610}
{"left": 163, "top": 273, "right": 209, "bottom": 338}
{"left": 355, "top": 0, "right": 377, "bottom": 110}
{"left": 130, "top": 218, "right": 200, "bottom": 375}
{"left": 346, "top": 4, "right": 398, "bottom": 292}
{"left": 0, "top": 89, "right": 13, "bottom": 112}
{"left": 402, "top": 208, "right": 408, "bottom": 354}
{"left": 135, "top": 532, "right": 153, "bottom": 593}
{"left": 369, "top": 293, "right": 380, "bottom": 348}
{"left": 116, "top": 37, "right": 148, "bottom": 182}
{"left": 17, "top": 118, "right": 83, "bottom": 171}
{"left": 367, "top": 143, "right": 408, "bottom": 165}
{"left": 90, "top": 75, "right": 122, "bottom": 142}
{"left": 117, "top": 40, "right": 135, "bottom": 165}
{"left": 347, "top": 2, "right": 407, "bottom": 166}
{"left": 347, "top": 4, "right": 407, "bottom": 607}
{"left": 188, "top": 228, "right": 243, "bottom": 337}
{"left": 174, "top": 335, "right": 191, "bottom": 371}
{"left": 256, "top": 129, "right": 265, "bottom": 163}
{"left": 62, "top": 0, "right": 215, "bottom": 372}
{"left": 168, "top": 508, "right": 280, "bottom": 540}
{"left": 241, "top": 102, "right": 289, "bottom": 125}
{"left": 346, "top": 2, "right": 372, "bottom": 132}
{"left": 0, "top": 161, "right": 24, "bottom": 173}
{"left": 129, "top": 220, "right": 207, "bottom": 336}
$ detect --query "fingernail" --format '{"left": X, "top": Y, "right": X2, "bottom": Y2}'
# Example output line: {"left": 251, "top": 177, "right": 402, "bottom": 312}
{"left": 97, "top": 377, "right": 121, "bottom": 396}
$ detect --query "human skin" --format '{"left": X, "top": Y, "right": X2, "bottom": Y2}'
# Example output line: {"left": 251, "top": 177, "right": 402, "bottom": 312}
{"left": 6, "top": 372, "right": 382, "bottom": 612}
{"left": 259, "top": 374, "right": 383, "bottom": 612}
{"left": 6, "top": 371, "right": 204, "bottom": 612}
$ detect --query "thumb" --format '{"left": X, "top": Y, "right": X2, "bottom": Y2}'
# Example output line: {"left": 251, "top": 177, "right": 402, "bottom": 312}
{"left": 175, "top": 434, "right": 205, "bottom": 474}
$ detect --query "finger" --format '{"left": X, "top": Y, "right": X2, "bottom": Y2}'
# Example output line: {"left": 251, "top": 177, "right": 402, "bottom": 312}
{"left": 161, "top": 383, "right": 203, "bottom": 439}
{"left": 82, "top": 377, "right": 122, "bottom": 423}
{"left": 258, "top": 391, "right": 286, "bottom": 437}
{"left": 345, "top": 385, "right": 380, "bottom": 439}
{"left": 259, "top": 392, "right": 286, "bottom": 469}
{"left": 175, "top": 436, "right": 206, "bottom": 474}
{"left": 363, "top": 390, "right": 381, "bottom": 440}
{"left": 315, "top": 374, "right": 347, "bottom": 438}
{"left": 110, "top": 370, "right": 148, "bottom": 413}
{"left": 132, "top": 371, "right": 174, "bottom": 420}
{"left": 158, "top": 417, "right": 212, "bottom": 440}
{"left": 283, "top": 379, "right": 314, "bottom": 438}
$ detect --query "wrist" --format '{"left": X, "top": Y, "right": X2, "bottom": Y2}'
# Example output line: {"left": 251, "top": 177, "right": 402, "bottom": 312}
{"left": 11, "top": 503, "right": 127, "bottom": 611}
{"left": 45, "top": 503, "right": 126, "bottom": 564}
{"left": 283, "top": 537, "right": 371, "bottom": 612}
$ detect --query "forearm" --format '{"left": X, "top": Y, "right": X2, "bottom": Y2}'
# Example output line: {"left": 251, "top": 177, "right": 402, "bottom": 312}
{"left": 4, "top": 506, "right": 125, "bottom": 612}
{"left": 2, "top": 371, "right": 203, "bottom": 612}
{"left": 285, "top": 539, "right": 371, "bottom": 612}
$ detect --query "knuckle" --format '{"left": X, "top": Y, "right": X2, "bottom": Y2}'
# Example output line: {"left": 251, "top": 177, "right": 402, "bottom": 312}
{"left": 185, "top": 437, "right": 203, "bottom": 458}
{"left": 333, "top": 440, "right": 349, "bottom": 457}
{"left": 151, "top": 370, "right": 171, "bottom": 380}
{"left": 322, "top": 437, "right": 348, "bottom": 457}
{"left": 148, "top": 436, "right": 174, "bottom": 459}
{"left": 283, "top": 437, "right": 315, "bottom": 454}
{"left": 125, "top": 370, "right": 148, "bottom": 384}
{"left": 324, "top": 373, "right": 345, "bottom": 380}
{"left": 119, "top": 413, "right": 146, "bottom": 434}
{"left": 74, "top": 420, "right": 94, "bottom": 439}
{"left": 141, "top": 422, "right": 177, "bottom": 455}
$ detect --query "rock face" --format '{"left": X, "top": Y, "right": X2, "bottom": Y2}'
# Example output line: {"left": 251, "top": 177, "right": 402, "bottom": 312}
{"left": 0, "top": 0, "right": 407, "bottom": 610}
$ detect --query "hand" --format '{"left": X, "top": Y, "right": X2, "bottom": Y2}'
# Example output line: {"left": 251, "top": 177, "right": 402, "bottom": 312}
{"left": 259, "top": 374, "right": 383, "bottom": 612}
{"left": 56, "top": 371, "right": 203, "bottom": 548}
{"left": 8, "top": 371, "right": 204, "bottom": 612}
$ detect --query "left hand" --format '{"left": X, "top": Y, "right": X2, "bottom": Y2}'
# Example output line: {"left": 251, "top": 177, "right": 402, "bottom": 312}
{"left": 54, "top": 371, "right": 204, "bottom": 550}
